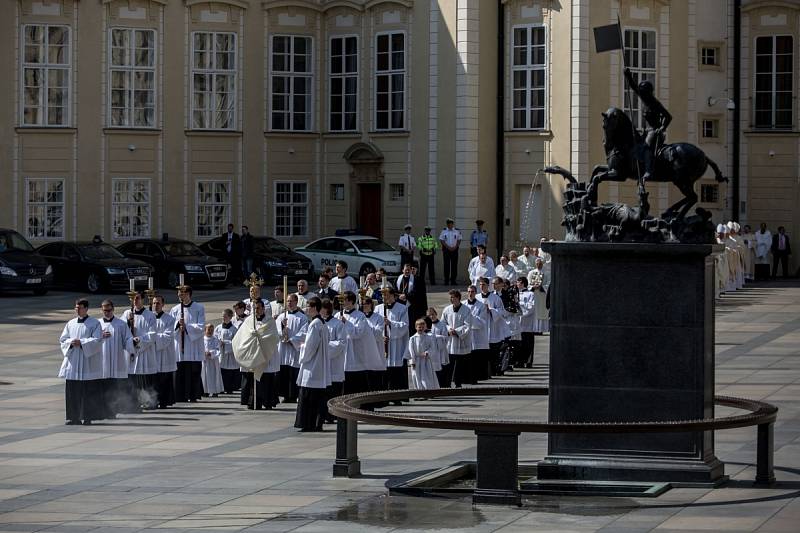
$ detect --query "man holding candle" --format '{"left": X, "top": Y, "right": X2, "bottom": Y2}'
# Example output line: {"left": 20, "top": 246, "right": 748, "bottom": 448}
{"left": 277, "top": 293, "right": 308, "bottom": 403}
{"left": 169, "top": 284, "right": 206, "bottom": 403}
{"left": 151, "top": 294, "right": 177, "bottom": 409}
{"left": 122, "top": 292, "right": 158, "bottom": 410}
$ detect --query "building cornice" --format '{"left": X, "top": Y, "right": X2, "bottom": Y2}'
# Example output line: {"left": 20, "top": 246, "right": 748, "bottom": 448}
{"left": 742, "top": 1, "right": 800, "bottom": 13}
{"left": 102, "top": 0, "right": 168, "bottom": 4}
{"left": 260, "top": 0, "right": 412, "bottom": 11}
{"left": 185, "top": 0, "right": 250, "bottom": 9}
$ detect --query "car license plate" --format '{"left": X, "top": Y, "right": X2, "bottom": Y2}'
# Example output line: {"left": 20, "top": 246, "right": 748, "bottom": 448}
{"left": 294, "top": 269, "right": 307, "bottom": 275}
{"left": 133, "top": 275, "right": 148, "bottom": 281}
{"left": 209, "top": 272, "right": 226, "bottom": 279}
{"left": 26, "top": 278, "right": 41, "bottom": 284}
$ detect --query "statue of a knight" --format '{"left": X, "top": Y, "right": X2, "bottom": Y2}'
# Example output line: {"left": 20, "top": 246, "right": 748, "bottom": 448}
{"left": 624, "top": 67, "right": 672, "bottom": 183}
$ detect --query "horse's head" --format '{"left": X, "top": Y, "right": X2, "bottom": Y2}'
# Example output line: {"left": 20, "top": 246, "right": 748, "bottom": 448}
{"left": 601, "top": 107, "right": 634, "bottom": 153}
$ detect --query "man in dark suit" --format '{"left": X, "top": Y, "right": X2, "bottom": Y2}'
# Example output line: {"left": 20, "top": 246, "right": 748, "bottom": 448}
{"left": 240, "top": 225, "right": 254, "bottom": 278}
{"left": 223, "top": 224, "right": 242, "bottom": 281}
{"left": 771, "top": 226, "right": 792, "bottom": 278}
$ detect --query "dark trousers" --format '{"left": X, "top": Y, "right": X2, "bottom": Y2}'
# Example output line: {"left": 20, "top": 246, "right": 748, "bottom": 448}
{"left": 65, "top": 379, "right": 103, "bottom": 423}
{"left": 278, "top": 365, "right": 299, "bottom": 402}
{"left": 155, "top": 371, "right": 175, "bottom": 408}
{"left": 294, "top": 387, "right": 326, "bottom": 431}
{"left": 520, "top": 332, "right": 536, "bottom": 367}
{"left": 325, "top": 381, "right": 344, "bottom": 422}
{"left": 470, "top": 349, "right": 491, "bottom": 382}
{"left": 450, "top": 353, "right": 471, "bottom": 387}
{"left": 772, "top": 253, "right": 790, "bottom": 277}
{"left": 436, "top": 362, "right": 452, "bottom": 388}
{"left": 343, "top": 370, "right": 371, "bottom": 395}
{"left": 419, "top": 253, "right": 436, "bottom": 285}
{"left": 442, "top": 248, "right": 459, "bottom": 284}
{"left": 489, "top": 342, "right": 504, "bottom": 376}
{"left": 220, "top": 368, "right": 240, "bottom": 393}
{"left": 241, "top": 371, "right": 278, "bottom": 409}
{"left": 386, "top": 362, "right": 409, "bottom": 391}
{"left": 174, "top": 361, "right": 203, "bottom": 402}
{"left": 401, "top": 251, "right": 414, "bottom": 268}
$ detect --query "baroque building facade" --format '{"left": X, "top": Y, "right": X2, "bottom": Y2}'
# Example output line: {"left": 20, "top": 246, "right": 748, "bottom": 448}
{"left": 0, "top": 0, "right": 798, "bottom": 273}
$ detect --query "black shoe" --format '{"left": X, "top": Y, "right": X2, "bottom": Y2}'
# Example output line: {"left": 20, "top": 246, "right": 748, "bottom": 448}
{"left": 82, "top": 420, "right": 92, "bottom": 426}
{"left": 65, "top": 420, "right": 80, "bottom": 425}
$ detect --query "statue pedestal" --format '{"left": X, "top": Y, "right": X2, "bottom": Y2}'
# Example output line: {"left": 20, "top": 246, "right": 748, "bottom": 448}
{"left": 537, "top": 242, "right": 725, "bottom": 485}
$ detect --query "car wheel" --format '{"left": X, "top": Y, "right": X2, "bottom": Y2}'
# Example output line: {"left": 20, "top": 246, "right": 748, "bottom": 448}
{"left": 359, "top": 263, "right": 376, "bottom": 277}
{"left": 167, "top": 271, "right": 180, "bottom": 288}
{"left": 86, "top": 273, "right": 101, "bottom": 294}
{"left": 33, "top": 288, "right": 48, "bottom": 296}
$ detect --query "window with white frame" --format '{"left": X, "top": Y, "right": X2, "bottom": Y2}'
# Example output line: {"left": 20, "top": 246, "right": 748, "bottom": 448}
{"left": 701, "top": 46, "right": 719, "bottom": 67}
{"left": 511, "top": 25, "right": 547, "bottom": 130}
{"left": 623, "top": 28, "right": 657, "bottom": 130}
{"left": 271, "top": 35, "right": 313, "bottom": 131}
{"left": 25, "top": 178, "right": 64, "bottom": 239}
{"left": 196, "top": 180, "right": 231, "bottom": 238}
{"left": 375, "top": 32, "right": 405, "bottom": 130}
{"left": 754, "top": 35, "right": 793, "bottom": 129}
{"left": 275, "top": 182, "right": 308, "bottom": 237}
{"left": 21, "top": 25, "right": 70, "bottom": 126}
{"left": 329, "top": 35, "right": 358, "bottom": 131}
{"left": 389, "top": 183, "right": 405, "bottom": 201}
{"left": 701, "top": 118, "right": 719, "bottom": 139}
{"left": 112, "top": 178, "right": 150, "bottom": 239}
{"left": 109, "top": 28, "right": 156, "bottom": 128}
{"left": 700, "top": 183, "right": 720, "bottom": 204}
{"left": 191, "top": 32, "right": 236, "bottom": 130}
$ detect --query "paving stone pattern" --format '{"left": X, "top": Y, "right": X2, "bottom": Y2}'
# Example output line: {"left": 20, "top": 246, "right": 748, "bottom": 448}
{"left": 0, "top": 283, "right": 799, "bottom": 532}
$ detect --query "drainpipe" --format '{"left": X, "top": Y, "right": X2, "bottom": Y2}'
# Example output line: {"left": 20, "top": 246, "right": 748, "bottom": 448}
{"left": 496, "top": 1, "right": 505, "bottom": 258}
{"left": 732, "top": 0, "right": 741, "bottom": 221}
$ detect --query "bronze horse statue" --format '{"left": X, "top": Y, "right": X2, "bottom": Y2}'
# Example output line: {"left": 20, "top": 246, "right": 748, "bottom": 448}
{"left": 586, "top": 107, "right": 727, "bottom": 221}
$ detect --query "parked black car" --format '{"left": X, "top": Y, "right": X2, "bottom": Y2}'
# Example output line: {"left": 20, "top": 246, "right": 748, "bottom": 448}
{"left": 0, "top": 228, "right": 53, "bottom": 296}
{"left": 118, "top": 238, "right": 228, "bottom": 288}
{"left": 37, "top": 240, "right": 153, "bottom": 294}
{"left": 199, "top": 235, "right": 314, "bottom": 284}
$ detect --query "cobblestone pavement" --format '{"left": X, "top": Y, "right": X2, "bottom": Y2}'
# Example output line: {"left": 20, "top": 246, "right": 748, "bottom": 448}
{"left": 0, "top": 282, "right": 798, "bottom": 532}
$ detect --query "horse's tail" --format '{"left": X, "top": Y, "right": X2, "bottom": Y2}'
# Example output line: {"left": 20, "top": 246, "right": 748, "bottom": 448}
{"left": 706, "top": 156, "right": 728, "bottom": 183}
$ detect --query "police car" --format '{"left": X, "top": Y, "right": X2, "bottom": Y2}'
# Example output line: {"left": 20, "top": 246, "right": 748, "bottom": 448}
{"left": 295, "top": 235, "right": 402, "bottom": 278}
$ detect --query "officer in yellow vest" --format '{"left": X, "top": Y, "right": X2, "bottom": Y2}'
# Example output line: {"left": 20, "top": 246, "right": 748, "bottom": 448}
{"left": 417, "top": 226, "right": 440, "bottom": 286}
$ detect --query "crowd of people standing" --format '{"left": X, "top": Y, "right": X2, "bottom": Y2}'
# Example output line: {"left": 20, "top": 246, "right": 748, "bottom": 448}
{"left": 715, "top": 221, "right": 793, "bottom": 297}
{"left": 57, "top": 228, "right": 553, "bottom": 431}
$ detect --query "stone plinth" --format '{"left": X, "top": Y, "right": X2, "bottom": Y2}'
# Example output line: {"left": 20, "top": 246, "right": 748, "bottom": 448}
{"left": 537, "top": 242, "right": 724, "bottom": 484}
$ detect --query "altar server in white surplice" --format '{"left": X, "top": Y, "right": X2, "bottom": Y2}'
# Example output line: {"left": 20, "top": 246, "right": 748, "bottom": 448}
{"left": 202, "top": 324, "right": 224, "bottom": 396}
{"left": 340, "top": 291, "right": 380, "bottom": 395}
{"left": 59, "top": 298, "right": 104, "bottom": 425}
{"left": 321, "top": 298, "right": 346, "bottom": 423}
{"left": 215, "top": 309, "right": 239, "bottom": 394}
{"left": 294, "top": 297, "right": 331, "bottom": 432}
{"left": 375, "top": 289, "right": 410, "bottom": 392}
{"left": 151, "top": 295, "right": 176, "bottom": 409}
{"left": 467, "top": 245, "right": 496, "bottom": 286}
{"left": 427, "top": 307, "right": 450, "bottom": 385}
{"left": 122, "top": 292, "right": 158, "bottom": 409}
{"left": 527, "top": 259, "right": 550, "bottom": 333}
{"left": 441, "top": 289, "right": 472, "bottom": 388}
{"left": 464, "top": 285, "right": 490, "bottom": 383}
{"left": 408, "top": 319, "right": 439, "bottom": 390}
{"left": 278, "top": 294, "right": 308, "bottom": 403}
{"left": 99, "top": 299, "right": 137, "bottom": 418}
{"left": 517, "top": 277, "right": 537, "bottom": 368}
{"left": 361, "top": 298, "right": 388, "bottom": 393}
{"left": 169, "top": 286, "right": 206, "bottom": 402}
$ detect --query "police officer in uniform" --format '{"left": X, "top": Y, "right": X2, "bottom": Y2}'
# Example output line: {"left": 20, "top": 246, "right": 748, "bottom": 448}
{"left": 398, "top": 224, "right": 416, "bottom": 268}
{"left": 417, "top": 226, "right": 439, "bottom": 286}
{"left": 439, "top": 218, "right": 462, "bottom": 286}
{"left": 470, "top": 219, "right": 488, "bottom": 258}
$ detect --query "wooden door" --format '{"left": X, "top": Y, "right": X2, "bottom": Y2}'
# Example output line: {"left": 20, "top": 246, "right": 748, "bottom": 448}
{"left": 357, "top": 183, "right": 382, "bottom": 238}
